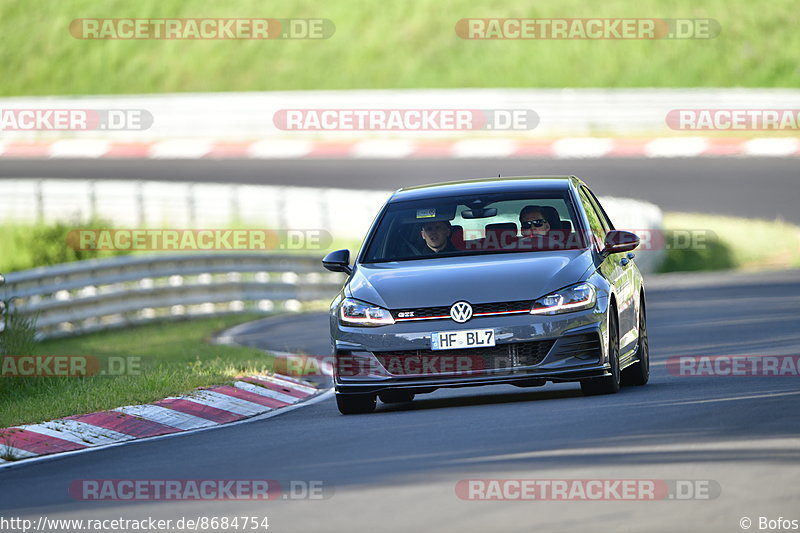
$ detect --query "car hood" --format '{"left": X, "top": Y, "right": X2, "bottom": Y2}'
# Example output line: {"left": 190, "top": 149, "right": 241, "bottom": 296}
{"left": 347, "top": 250, "right": 595, "bottom": 309}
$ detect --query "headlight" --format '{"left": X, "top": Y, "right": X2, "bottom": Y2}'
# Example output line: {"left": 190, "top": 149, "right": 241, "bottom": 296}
{"left": 339, "top": 298, "right": 395, "bottom": 326}
{"left": 530, "top": 282, "right": 597, "bottom": 315}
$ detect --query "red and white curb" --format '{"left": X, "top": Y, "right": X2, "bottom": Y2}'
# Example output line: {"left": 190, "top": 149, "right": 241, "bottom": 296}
{"left": 0, "top": 373, "right": 325, "bottom": 467}
{"left": 0, "top": 137, "right": 798, "bottom": 159}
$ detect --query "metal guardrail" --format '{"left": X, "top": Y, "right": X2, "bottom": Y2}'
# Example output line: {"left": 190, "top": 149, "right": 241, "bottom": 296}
{"left": 0, "top": 181, "right": 664, "bottom": 339}
{"left": 0, "top": 179, "right": 390, "bottom": 242}
{"left": 0, "top": 180, "right": 662, "bottom": 272}
{"left": 0, "top": 253, "right": 344, "bottom": 339}
{"left": 0, "top": 201, "right": 664, "bottom": 339}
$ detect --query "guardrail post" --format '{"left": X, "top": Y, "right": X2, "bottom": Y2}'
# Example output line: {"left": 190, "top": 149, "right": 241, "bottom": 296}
{"left": 0, "top": 273, "right": 6, "bottom": 336}
{"left": 187, "top": 182, "right": 196, "bottom": 227}
{"left": 89, "top": 180, "right": 98, "bottom": 220}
{"left": 137, "top": 180, "right": 146, "bottom": 227}
{"left": 230, "top": 184, "right": 240, "bottom": 222}
{"left": 35, "top": 179, "right": 45, "bottom": 223}
{"left": 276, "top": 187, "right": 287, "bottom": 230}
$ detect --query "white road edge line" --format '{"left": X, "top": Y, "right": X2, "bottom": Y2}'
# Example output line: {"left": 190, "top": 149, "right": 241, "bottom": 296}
{"left": 173, "top": 390, "right": 271, "bottom": 416}
{"left": 251, "top": 376, "right": 318, "bottom": 396}
{"left": 234, "top": 381, "right": 300, "bottom": 404}
{"left": 114, "top": 404, "right": 217, "bottom": 430}
{"left": 19, "top": 419, "right": 133, "bottom": 446}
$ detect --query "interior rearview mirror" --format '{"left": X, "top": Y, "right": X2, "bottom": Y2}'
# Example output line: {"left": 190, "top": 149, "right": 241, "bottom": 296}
{"left": 460, "top": 207, "right": 498, "bottom": 219}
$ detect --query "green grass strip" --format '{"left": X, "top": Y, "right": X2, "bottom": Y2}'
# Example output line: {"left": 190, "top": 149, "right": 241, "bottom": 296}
{"left": 0, "top": 314, "right": 275, "bottom": 428}
{"left": 0, "top": 0, "right": 797, "bottom": 96}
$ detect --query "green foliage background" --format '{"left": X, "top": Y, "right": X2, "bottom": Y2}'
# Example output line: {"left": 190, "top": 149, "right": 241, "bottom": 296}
{"left": 0, "top": 0, "right": 796, "bottom": 96}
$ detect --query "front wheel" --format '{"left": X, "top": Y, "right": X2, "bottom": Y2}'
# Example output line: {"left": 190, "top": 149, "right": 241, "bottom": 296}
{"left": 581, "top": 311, "right": 620, "bottom": 395}
{"left": 336, "top": 393, "right": 377, "bottom": 414}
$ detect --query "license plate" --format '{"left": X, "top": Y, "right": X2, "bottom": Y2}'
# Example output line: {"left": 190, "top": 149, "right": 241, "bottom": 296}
{"left": 430, "top": 328, "right": 495, "bottom": 351}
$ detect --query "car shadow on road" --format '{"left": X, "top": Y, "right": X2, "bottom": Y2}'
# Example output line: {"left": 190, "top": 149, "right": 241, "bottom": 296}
{"left": 376, "top": 383, "right": 616, "bottom": 412}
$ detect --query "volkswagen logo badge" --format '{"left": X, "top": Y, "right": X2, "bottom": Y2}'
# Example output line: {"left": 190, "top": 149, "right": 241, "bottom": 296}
{"left": 450, "top": 301, "right": 473, "bottom": 323}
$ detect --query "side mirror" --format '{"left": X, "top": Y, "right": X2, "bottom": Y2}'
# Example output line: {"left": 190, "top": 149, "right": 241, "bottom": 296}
{"left": 322, "top": 249, "right": 352, "bottom": 275}
{"left": 603, "top": 230, "right": 640, "bottom": 255}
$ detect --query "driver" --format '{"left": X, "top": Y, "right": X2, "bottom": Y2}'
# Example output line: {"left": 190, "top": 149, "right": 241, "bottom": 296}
{"left": 420, "top": 220, "right": 457, "bottom": 253}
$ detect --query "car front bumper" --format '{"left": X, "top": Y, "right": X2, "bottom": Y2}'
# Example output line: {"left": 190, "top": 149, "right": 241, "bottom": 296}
{"left": 332, "top": 301, "right": 610, "bottom": 395}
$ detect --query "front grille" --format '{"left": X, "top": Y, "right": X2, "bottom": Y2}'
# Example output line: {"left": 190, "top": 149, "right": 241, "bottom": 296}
{"left": 373, "top": 340, "right": 555, "bottom": 376}
{"left": 393, "top": 299, "right": 533, "bottom": 321}
{"left": 473, "top": 300, "right": 533, "bottom": 314}
{"left": 393, "top": 305, "right": 450, "bottom": 320}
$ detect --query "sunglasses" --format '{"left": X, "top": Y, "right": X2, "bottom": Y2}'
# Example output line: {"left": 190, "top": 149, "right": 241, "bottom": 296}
{"left": 521, "top": 219, "right": 548, "bottom": 229}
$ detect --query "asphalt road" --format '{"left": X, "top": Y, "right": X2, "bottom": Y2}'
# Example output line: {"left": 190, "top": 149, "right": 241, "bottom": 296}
{"left": 2, "top": 269, "right": 800, "bottom": 533}
{"left": 2, "top": 157, "right": 799, "bottom": 222}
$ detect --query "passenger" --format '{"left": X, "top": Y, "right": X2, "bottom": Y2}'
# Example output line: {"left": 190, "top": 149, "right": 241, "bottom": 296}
{"left": 420, "top": 220, "right": 457, "bottom": 253}
{"left": 519, "top": 205, "right": 552, "bottom": 237}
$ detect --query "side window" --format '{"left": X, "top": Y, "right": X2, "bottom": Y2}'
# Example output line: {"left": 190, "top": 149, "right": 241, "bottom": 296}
{"left": 578, "top": 188, "right": 606, "bottom": 249}
{"left": 582, "top": 186, "right": 615, "bottom": 231}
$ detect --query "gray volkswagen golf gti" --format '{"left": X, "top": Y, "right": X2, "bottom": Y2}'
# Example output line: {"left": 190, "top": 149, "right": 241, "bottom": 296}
{"left": 323, "top": 176, "right": 649, "bottom": 414}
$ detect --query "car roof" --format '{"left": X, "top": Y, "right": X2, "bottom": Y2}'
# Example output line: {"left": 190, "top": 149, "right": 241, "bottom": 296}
{"left": 389, "top": 176, "right": 583, "bottom": 202}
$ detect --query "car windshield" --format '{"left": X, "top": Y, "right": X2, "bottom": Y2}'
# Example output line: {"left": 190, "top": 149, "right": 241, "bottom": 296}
{"left": 361, "top": 190, "right": 588, "bottom": 263}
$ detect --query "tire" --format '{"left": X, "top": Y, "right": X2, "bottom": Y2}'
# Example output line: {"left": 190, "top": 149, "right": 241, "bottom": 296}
{"left": 622, "top": 297, "right": 649, "bottom": 386}
{"left": 379, "top": 391, "right": 415, "bottom": 404}
{"left": 336, "top": 393, "right": 377, "bottom": 415}
{"left": 581, "top": 309, "right": 621, "bottom": 396}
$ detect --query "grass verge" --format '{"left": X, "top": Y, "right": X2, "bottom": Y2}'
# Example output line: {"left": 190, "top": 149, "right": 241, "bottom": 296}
{"left": 0, "top": 0, "right": 797, "bottom": 96}
{"left": 0, "top": 314, "right": 276, "bottom": 429}
{"left": 660, "top": 212, "right": 800, "bottom": 272}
